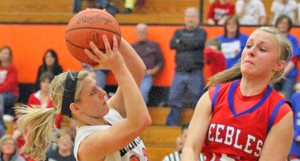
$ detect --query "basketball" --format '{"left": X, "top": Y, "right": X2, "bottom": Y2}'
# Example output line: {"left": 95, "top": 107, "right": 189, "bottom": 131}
{"left": 65, "top": 8, "right": 121, "bottom": 65}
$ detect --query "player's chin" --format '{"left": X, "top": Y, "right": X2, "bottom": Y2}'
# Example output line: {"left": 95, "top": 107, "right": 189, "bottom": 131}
{"left": 102, "top": 104, "right": 110, "bottom": 115}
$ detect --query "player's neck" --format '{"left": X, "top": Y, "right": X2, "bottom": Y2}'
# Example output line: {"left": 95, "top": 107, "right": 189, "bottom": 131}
{"left": 76, "top": 116, "right": 108, "bottom": 127}
{"left": 239, "top": 78, "right": 269, "bottom": 96}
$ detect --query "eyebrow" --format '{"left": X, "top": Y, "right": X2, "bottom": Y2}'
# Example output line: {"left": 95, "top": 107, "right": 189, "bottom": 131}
{"left": 247, "top": 38, "right": 267, "bottom": 44}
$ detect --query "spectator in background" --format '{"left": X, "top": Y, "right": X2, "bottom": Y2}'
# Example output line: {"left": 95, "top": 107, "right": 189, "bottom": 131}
{"left": 132, "top": 23, "right": 164, "bottom": 105}
{"left": 46, "top": 132, "right": 76, "bottom": 161}
{"left": 217, "top": 16, "right": 248, "bottom": 69}
{"left": 166, "top": 7, "right": 206, "bottom": 126}
{"left": 0, "top": 46, "right": 19, "bottom": 116}
{"left": 274, "top": 15, "right": 300, "bottom": 100}
{"left": 162, "top": 123, "right": 205, "bottom": 161}
{"left": 0, "top": 135, "right": 25, "bottom": 161}
{"left": 204, "top": 38, "right": 226, "bottom": 77}
{"left": 271, "top": 0, "right": 298, "bottom": 25}
{"left": 207, "top": 0, "right": 235, "bottom": 25}
{"left": 235, "top": 0, "right": 267, "bottom": 25}
{"left": 290, "top": 83, "right": 300, "bottom": 161}
{"left": 35, "top": 49, "right": 63, "bottom": 90}
{"left": 28, "top": 72, "right": 62, "bottom": 128}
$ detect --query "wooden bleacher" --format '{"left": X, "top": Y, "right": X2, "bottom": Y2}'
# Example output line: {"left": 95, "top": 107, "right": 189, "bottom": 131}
{"left": 0, "top": 0, "right": 295, "bottom": 24}
{"left": 141, "top": 107, "right": 194, "bottom": 160}
{"left": 0, "top": 0, "right": 199, "bottom": 24}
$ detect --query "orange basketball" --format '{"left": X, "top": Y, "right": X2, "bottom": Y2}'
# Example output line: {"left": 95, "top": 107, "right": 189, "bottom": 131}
{"left": 65, "top": 8, "right": 121, "bottom": 65}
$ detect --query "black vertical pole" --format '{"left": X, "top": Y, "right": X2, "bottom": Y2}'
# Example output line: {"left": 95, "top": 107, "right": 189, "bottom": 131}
{"left": 199, "top": 0, "right": 204, "bottom": 25}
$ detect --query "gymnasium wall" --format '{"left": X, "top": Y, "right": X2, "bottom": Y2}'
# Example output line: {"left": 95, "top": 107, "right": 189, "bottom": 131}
{"left": 1, "top": 24, "right": 300, "bottom": 104}
{"left": 2, "top": 24, "right": 293, "bottom": 84}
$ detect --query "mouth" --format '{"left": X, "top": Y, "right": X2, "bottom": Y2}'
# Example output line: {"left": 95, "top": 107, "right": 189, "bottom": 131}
{"left": 244, "top": 60, "right": 254, "bottom": 65}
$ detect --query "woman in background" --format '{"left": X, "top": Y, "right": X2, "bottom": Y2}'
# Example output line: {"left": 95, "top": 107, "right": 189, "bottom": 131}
{"left": 274, "top": 14, "right": 300, "bottom": 99}
{"left": 35, "top": 49, "right": 63, "bottom": 90}
{"left": 0, "top": 46, "right": 19, "bottom": 116}
{"left": 0, "top": 135, "right": 25, "bottom": 161}
{"left": 217, "top": 16, "right": 248, "bottom": 69}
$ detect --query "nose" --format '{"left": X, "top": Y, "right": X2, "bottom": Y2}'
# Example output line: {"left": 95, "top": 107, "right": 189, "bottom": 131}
{"left": 97, "top": 87, "right": 107, "bottom": 98}
{"left": 247, "top": 46, "right": 256, "bottom": 57}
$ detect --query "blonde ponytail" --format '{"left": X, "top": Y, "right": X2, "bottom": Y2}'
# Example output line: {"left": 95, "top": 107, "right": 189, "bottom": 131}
{"left": 15, "top": 106, "right": 57, "bottom": 160}
{"left": 15, "top": 70, "right": 89, "bottom": 160}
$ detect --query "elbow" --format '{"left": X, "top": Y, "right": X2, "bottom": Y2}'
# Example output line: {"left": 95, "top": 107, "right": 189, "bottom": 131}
{"left": 142, "top": 114, "right": 152, "bottom": 130}
{"left": 138, "top": 114, "right": 152, "bottom": 132}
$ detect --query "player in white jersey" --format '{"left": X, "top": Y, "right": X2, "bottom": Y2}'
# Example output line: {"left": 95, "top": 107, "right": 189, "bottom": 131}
{"left": 15, "top": 35, "right": 152, "bottom": 161}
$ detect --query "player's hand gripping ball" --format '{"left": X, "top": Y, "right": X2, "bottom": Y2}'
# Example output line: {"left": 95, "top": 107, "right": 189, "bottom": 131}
{"left": 66, "top": 9, "right": 121, "bottom": 65}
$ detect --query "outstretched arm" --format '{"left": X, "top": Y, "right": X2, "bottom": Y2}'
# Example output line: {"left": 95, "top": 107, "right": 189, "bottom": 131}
{"left": 181, "top": 91, "right": 212, "bottom": 161}
{"left": 108, "top": 38, "right": 146, "bottom": 117}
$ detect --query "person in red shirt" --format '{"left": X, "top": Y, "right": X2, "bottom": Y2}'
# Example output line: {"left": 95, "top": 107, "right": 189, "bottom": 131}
{"left": 28, "top": 72, "right": 62, "bottom": 128}
{"left": 207, "top": 0, "right": 235, "bottom": 25}
{"left": 0, "top": 46, "right": 19, "bottom": 116}
{"left": 204, "top": 38, "right": 226, "bottom": 77}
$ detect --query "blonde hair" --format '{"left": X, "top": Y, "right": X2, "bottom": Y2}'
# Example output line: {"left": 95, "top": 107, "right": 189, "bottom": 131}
{"left": 15, "top": 70, "right": 89, "bottom": 160}
{"left": 207, "top": 27, "right": 292, "bottom": 87}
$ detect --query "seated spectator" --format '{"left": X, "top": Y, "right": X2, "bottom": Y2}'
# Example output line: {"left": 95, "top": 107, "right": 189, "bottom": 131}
{"left": 131, "top": 23, "right": 164, "bottom": 105}
{"left": 162, "top": 123, "right": 204, "bottom": 161}
{"left": 217, "top": 16, "right": 249, "bottom": 69}
{"left": 235, "top": 0, "right": 267, "bottom": 25}
{"left": 0, "top": 135, "right": 25, "bottom": 161}
{"left": 204, "top": 38, "right": 226, "bottom": 77}
{"left": 290, "top": 82, "right": 300, "bottom": 161}
{"left": 207, "top": 0, "right": 235, "bottom": 25}
{"left": 271, "top": 0, "right": 298, "bottom": 25}
{"left": 273, "top": 15, "right": 300, "bottom": 100}
{"left": 0, "top": 46, "right": 19, "bottom": 116}
{"left": 46, "top": 131, "right": 75, "bottom": 161}
{"left": 29, "top": 72, "right": 62, "bottom": 128}
{"left": 35, "top": 49, "right": 63, "bottom": 90}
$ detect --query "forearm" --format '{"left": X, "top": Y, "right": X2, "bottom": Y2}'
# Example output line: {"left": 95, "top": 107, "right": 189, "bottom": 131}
{"left": 181, "top": 147, "right": 198, "bottom": 161}
{"left": 119, "top": 38, "right": 146, "bottom": 85}
{"left": 112, "top": 64, "right": 150, "bottom": 127}
{"left": 170, "top": 38, "right": 180, "bottom": 50}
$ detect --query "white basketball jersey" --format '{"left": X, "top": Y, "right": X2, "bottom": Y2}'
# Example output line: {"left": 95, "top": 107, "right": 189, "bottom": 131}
{"left": 74, "top": 109, "right": 149, "bottom": 161}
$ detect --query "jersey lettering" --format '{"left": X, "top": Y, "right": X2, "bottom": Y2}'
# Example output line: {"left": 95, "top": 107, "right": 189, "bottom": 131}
{"left": 224, "top": 126, "right": 234, "bottom": 145}
{"left": 120, "top": 137, "right": 142, "bottom": 157}
{"left": 208, "top": 124, "right": 264, "bottom": 156}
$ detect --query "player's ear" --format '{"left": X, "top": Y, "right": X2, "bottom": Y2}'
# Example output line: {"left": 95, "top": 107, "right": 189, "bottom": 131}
{"left": 273, "top": 60, "right": 285, "bottom": 72}
{"left": 70, "top": 103, "right": 81, "bottom": 115}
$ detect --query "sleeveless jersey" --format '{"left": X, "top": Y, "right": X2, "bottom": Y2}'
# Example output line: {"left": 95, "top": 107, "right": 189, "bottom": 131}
{"left": 202, "top": 80, "right": 291, "bottom": 161}
{"left": 74, "top": 109, "right": 149, "bottom": 161}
